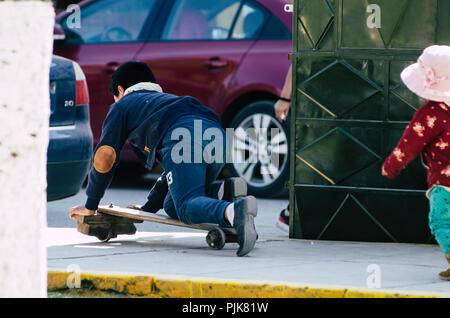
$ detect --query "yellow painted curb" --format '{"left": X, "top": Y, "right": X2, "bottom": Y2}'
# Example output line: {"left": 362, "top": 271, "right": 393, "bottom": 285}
{"left": 48, "top": 270, "right": 450, "bottom": 298}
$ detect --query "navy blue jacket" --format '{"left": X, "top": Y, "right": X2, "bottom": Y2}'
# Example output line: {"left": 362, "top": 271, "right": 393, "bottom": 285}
{"left": 85, "top": 90, "right": 221, "bottom": 210}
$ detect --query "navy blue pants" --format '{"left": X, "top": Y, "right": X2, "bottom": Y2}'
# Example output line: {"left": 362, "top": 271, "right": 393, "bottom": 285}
{"left": 159, "top": 116, "right": 230, "bottom": 227}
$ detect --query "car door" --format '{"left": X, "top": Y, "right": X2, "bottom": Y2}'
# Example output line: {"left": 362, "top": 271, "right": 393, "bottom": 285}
{"left": 53, "top": 0, "right": 161, "bottom": 150}
{"left": 134, "top": 0, "right": 264, "bottom": 116}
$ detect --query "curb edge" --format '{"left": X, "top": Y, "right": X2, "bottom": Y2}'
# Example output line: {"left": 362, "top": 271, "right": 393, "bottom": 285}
{"left": 47, "top": 270, "right": 450, "bottom": 298}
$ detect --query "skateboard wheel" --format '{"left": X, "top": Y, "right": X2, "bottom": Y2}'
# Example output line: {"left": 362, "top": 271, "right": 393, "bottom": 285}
{"left": 98, "top": 227, "right": 114, "bottom": 243}
{"left": 206, "top": 228, "right": 226, "bottom": 250}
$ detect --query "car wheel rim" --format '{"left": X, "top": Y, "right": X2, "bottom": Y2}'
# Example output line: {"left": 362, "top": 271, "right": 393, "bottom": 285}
{"left": 232, "top": 113, "right": 288, "bottom": 188}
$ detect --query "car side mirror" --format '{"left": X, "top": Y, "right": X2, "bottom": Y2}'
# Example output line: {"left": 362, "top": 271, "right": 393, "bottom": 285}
{"left": 53, "top": 23, "right": 66, "bottom": 41}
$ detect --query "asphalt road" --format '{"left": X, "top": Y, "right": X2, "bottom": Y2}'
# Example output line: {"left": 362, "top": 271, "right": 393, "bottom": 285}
{"left": 47, "top": 164, "right": 289, "bottom": 239}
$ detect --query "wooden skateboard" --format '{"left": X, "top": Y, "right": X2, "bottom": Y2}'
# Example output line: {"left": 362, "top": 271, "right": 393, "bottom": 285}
{"left": 73, "top": 203, "right": 238, "bottom": 250}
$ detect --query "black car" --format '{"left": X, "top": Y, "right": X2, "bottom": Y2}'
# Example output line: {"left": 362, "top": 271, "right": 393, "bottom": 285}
{"left": 47, "top": 55, "right": 93, "bottom": 201}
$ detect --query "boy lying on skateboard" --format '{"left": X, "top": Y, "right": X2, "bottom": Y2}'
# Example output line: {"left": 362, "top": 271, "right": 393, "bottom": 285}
{"left": 70, "top": 61, "right": 258, "bottom": 256}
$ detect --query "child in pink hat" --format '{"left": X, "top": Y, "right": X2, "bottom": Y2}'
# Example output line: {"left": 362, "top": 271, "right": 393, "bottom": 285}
{"left": 382, "top": 45, "right": 450, "bottom": 281}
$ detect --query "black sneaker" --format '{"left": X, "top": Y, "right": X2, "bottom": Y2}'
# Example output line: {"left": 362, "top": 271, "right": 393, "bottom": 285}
{"left": 210, "top": 177, "right": 247, "bottom": 202}
{"left": 233, "top": 196, "right": 258, "bottom": 257}
{"left": 276, "top": 206, "right": 289, "bottom": 233}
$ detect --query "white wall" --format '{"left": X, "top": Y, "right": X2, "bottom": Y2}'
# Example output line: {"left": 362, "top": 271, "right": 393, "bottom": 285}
{"left": 0, "top": 1, "right": 55, "bottom": 297}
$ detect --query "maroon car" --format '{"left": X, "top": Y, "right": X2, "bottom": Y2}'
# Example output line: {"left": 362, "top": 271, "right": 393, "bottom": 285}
{"left": 53, "top": 0, "right": 292, "bottom": 197}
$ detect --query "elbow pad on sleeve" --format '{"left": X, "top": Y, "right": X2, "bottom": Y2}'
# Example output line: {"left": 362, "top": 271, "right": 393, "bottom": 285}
{"left": 93, "top": 145, "right": 117, "bottom": 174}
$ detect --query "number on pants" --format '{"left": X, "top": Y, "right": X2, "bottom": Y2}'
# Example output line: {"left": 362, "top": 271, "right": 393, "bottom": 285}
{"left": 166, "top": 171, "right": 173, "bottom": 185}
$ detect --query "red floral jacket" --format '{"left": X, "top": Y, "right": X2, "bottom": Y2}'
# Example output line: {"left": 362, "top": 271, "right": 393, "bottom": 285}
{"left": 382, "top": 101, "right": 450, "bottom": 188}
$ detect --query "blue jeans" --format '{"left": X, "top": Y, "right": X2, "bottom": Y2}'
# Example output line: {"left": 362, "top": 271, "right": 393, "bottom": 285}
{"left": 159, "top": 116, "right": 230, "bottom": 227}
{"left": 429, "top": 186, "right": 450, "bottom": 255}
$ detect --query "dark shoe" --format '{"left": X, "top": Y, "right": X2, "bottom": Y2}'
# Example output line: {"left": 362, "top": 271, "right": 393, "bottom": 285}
{"left": 211, "top": 177, "right": 247, "bottom": 202}
{"left": 233, "top": 196, "right": 258, "bottom": 257}
{"left": 276, "top": 206, "right": 289, "bottom": 233}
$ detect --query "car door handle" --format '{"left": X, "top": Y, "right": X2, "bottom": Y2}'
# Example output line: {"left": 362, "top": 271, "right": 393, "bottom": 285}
{"left": 103, "top": 62, "right": 120, "bottom": 74}
{"left": 203, "top": 58, "right": 228, "bottom": 70}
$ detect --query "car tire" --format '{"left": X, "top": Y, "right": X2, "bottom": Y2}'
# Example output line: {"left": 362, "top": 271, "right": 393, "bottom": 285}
{"left": 227, "top": 100, "right": 290, "bottom": 198}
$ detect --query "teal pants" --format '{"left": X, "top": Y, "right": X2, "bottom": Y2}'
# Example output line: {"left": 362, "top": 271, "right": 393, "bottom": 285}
{"left": 429, "top": 186, "right": 450, "bottom": 255}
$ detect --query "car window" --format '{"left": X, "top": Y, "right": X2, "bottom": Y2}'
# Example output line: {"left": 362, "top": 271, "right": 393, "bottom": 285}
{"left": 161, "top": 0, "right": 242, "bottom": 41}
{"left": 61, "top": 0, "right": 157, "bottom": 44}
{"left": 259, "top": 14, "right": 292, "bottom": 40}
{"left": 231, "top": 2, "right": 265, "bottom": 40}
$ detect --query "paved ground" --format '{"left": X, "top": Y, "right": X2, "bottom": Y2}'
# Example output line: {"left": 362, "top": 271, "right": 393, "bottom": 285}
{"left": 46, "top": 166, "right": 450, "bottom": 297}
{"left": 47, "top": 164, "right": 289, "bottom": 239}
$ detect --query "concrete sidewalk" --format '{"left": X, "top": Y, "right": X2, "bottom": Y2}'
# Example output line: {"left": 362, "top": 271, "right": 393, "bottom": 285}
{"left": 46, "top": 225, "right": 450, "bottom": 298}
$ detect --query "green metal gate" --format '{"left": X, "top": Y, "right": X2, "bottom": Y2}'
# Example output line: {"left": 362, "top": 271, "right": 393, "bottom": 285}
{"left": 289, "top": 0, "right": 450, "bottom": 243}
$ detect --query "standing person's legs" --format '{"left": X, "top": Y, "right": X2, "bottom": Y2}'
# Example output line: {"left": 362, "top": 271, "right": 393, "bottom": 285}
{"left": 276, "top": 204, "right": 290, "bottom": 233}
{"left": 429, "top": 186, "right": 450, "bottom": 255}
{"left": 428, "top": 186, "right": 450, "bottom": 280}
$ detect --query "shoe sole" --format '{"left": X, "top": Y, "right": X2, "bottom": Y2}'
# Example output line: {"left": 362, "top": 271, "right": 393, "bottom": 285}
{"left": 439, "top": 274, "right": 450, "bottom": 281}
{"left": 236, "top": 196, "right": 258, "bottom": 257}
{"left": 275, "top": 220, "right": 289, "bottom": 233}
{"left": 213, "top": 177, "right": 247, "bottom": 202}
{"left": 229, "top": 177, "right": 247, "bottom": 200}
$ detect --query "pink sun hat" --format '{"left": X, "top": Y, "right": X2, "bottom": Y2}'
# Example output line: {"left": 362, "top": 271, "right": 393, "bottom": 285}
{"left": 401, "top": 45, "right": 450, "bottom": 105}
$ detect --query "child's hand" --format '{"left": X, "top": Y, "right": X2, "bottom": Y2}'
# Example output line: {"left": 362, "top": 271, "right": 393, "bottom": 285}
{"left": 381, "top": 165, "right": 396, "bottom": 179}
{"left": 381, "top": 166, "right": 388, "bottom": 177}
{"left": 274, "top": 100, "right": 291, "bottom": 122}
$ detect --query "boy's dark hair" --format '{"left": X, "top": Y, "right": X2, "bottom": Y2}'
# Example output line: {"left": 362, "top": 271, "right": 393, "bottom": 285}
{"left": 109, "top": 61, "right": 157, "bottom": 96}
